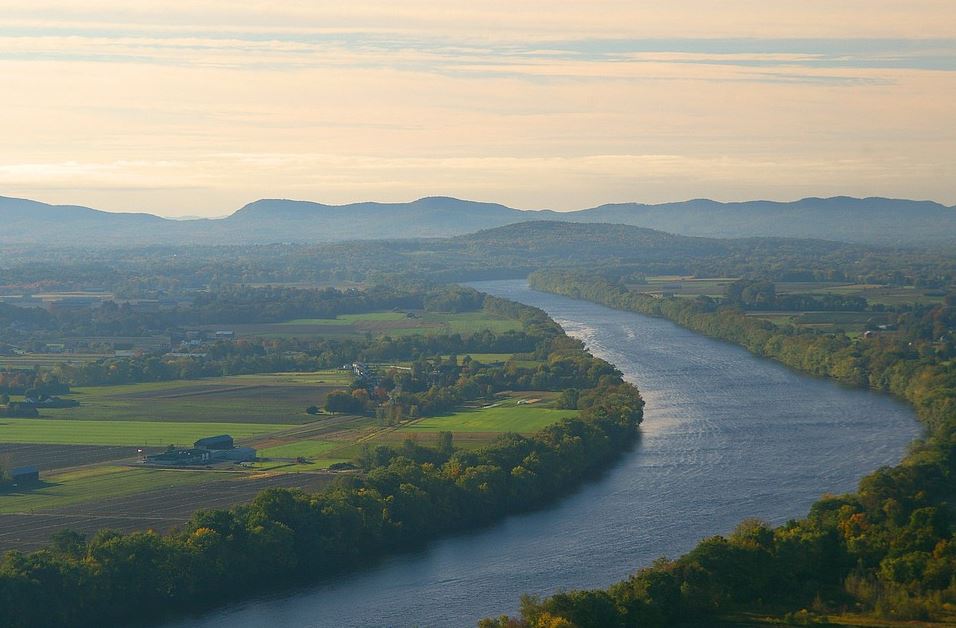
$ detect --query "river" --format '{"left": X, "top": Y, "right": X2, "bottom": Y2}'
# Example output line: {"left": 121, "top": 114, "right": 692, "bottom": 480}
{"left": 163, "top": 279, "right": 920, "bottom": 628}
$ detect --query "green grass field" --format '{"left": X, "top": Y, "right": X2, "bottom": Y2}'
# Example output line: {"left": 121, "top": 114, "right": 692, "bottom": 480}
{"left": 0, "top": 418, "right": 292, "bottom": 446}
{"left": 401, "top": 402, "right": 576, "bottom": 434}
{"left": 0, "top": 465, "right": 213, "bottom": 514}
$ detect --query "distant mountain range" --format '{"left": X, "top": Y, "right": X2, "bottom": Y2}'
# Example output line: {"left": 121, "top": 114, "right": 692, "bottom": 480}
{"left": 2, "top": 194, "right": 954, "bottom": 247}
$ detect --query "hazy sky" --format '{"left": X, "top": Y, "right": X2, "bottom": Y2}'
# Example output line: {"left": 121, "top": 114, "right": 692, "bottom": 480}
{"left": 2, "top": 1, "right": 955, "bottom": 216}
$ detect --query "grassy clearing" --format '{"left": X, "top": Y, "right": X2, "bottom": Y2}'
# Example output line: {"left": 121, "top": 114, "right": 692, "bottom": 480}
{"left": 0, "top": 465, "right": 215, "bottom": 514}
{"left": 0, "top": 419, "right": 291, "bottom": 447}
{"left": 401, "top": 401, "right": 575, "bottom": 434}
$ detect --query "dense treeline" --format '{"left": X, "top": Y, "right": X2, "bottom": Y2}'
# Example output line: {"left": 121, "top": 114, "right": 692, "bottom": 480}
{"left": 490, "top": 270, "right": 956, "bottom": 625}
{"left": 0, "top": 292, "right": 645, "bottom": 628}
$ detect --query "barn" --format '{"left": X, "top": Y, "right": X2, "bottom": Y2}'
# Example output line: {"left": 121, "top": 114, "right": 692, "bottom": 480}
{"left": 194, "top": 434, "right": 234, "bottom": 450}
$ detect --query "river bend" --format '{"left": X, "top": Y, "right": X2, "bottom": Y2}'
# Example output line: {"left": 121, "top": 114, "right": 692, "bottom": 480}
{"left": 163, "top": 279, "right": 920, "bottom": 628}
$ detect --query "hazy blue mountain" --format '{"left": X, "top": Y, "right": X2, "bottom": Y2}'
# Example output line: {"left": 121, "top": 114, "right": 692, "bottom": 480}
{"left": 566, "top": 196, "right": 956, "bottom": 245}
{"left": 0, "top": 195, "right": 187, "bottom": 247}
{"left": 1, "top": 194, "right": 953, "bottom": 246}
{"left": 223, "top": 197, "right": 558, "bottom": 241}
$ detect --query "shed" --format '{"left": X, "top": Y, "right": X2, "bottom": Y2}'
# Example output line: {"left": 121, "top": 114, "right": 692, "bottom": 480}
{"left": 11, "top": 465, "right": 39, "bottom": 483}
{"left": 194, "top": 434, "right": 234, "bottom": 450}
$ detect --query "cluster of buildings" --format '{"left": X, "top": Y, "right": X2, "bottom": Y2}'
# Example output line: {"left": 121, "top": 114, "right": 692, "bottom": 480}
{"left": 143, "top": 434, "right": 256, "bottom": 466}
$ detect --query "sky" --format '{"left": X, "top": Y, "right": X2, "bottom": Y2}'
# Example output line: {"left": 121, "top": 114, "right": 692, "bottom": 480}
{"left": 1, "top": 1, "right": 955, "bottom": 217}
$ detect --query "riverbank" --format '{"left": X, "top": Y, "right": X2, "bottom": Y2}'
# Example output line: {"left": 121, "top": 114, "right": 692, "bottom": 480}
{"left": 507, "top": 271, "right": 955, "bottom": 624}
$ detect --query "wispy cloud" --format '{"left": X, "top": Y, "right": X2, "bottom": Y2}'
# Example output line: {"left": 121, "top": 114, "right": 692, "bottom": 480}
{"left": 0, "top": 2, "right": 954, "bottom": 213}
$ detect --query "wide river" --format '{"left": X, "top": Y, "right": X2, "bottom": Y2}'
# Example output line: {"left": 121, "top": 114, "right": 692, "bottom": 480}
{"left": 165, "top": 280, "right": 920, "bottom": 628}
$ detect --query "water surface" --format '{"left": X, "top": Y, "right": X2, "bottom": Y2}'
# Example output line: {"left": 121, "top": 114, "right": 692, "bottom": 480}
{"left": 165, "top": 280, "right": 920, "bottom": 628}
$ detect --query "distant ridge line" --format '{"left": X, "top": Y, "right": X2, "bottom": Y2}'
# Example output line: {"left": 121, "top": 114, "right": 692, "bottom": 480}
{"left": 1, "top": 194, "right": 954, "bottom": 246}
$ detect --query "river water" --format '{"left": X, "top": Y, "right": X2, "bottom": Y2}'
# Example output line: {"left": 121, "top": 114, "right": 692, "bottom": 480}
{"left": 164, "top": 280, "right": 920, "bottom": 628}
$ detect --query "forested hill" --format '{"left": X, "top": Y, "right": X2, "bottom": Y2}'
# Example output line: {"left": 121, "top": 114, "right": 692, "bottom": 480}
{"left": 2, "top": 193, "right": 954, "bottom": 247}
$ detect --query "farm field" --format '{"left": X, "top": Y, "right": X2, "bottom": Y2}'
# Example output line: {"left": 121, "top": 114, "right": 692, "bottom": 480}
{"left": 202, "top": 310, "right": 523, "bottom": 339}
{"left": 0, "top": 418, "right": 291, "bottom": 446}
{"left": 0, "top": 465, "right": 215, "bottom": 514}
{"left": 0, "top": 443, "right": 160, "bottom": 472}
{"left": 0, "top": 471, "right": 336, "bottom": 552}
{"left": 38, "top": 371, "right": 349, "bottom": 424}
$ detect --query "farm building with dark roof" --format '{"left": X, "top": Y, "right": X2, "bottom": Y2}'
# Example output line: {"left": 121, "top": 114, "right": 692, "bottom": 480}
{"left": 193, "top": 435, "right": 234, "bottom": 450}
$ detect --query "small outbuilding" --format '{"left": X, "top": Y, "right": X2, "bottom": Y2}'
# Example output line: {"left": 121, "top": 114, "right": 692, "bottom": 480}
{"left": 11, "top": 465, "right": 39, "bottom": 484}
